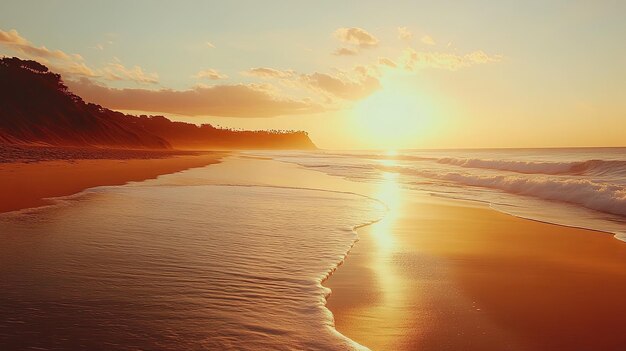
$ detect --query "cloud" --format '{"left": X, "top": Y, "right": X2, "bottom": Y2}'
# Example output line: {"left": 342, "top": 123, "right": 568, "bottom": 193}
{"left": 378, "top": 57, "right": 397, "bottom": 68}
{"left": 0, "top": 29, "right": 71, "bottom": 60}
{"left": 0, "top": 29, "right": 158, "bottom": 84}
{"left": 62, "top": 62, "right": 99, "bottom": 77}
{"left": 333, "top": 47, "right": 358, "bottom": 56}
{"left": 465, "top": 50, "right": 503, "bottom": 64}
{"left": 101, "top": 58, "right": 159, "bottom": 84}
{"left": 0, "top": 29, "right": 27, "bottom": 45}
{"left": 397, "top": 27, "right": 412, "bottom": 41}
{"left": 420, "top": 35, "right": 436, "bottom": 46}
{"left": 195, "top": 68, "right": 228, "bottom": 80}
{"left": 0, "top": 29, "right": 100, "bottom": 79}
{"left": 67, "top": 78, "right": 323, "bottom": 117}
{"left": 91, "top": 40, "right": 113, "bottom": 51}
{"left": 206, "top": 41, "right": 216, "bottom": 49}
{"left": 242, "top": 67, "right": 296, "bottom": 79}
{"left": 403, "top": 48, "right": 502, "bottom": 71}
{"left": 242, "top": 66, "right": 381, "bottom": 102}
{"left": 300, "top": 71, "right": 380, "bottom": 101}
{"left": 334, "top": 27, "right": 379, "bottom": 48}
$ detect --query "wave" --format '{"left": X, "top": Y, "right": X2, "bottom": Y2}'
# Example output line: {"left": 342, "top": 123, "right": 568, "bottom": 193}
{"left": 400, "top": 168, "right": 626, "bottom": 217}
{"left": 325, "top": 151, "right": 626, "bottom": 177}
{"left": 435, "top": 158, "right": 626, "bottom": 176}
{"left": 263, "top": 150, "right": 626, "bottom": 242}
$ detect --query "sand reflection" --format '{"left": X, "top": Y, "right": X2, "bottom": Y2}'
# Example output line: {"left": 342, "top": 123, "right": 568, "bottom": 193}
{"left": 369, "top": 171, "right": 399, "bottom": 252}
{"left": 356, "top": 165, "right": 416, "bottom": 348}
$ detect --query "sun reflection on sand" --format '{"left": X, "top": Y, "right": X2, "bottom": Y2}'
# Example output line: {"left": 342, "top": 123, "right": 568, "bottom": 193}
{"left": 366, "top": 164, "right": 409, "bottom": 320}
{"left": 369, "top": 171, "right": 400, "bottom": 252}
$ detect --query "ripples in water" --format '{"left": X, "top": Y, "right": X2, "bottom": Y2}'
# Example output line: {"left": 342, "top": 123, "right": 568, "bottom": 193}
{"left": 0, "top": 173, "right": 383, "bottom": 350}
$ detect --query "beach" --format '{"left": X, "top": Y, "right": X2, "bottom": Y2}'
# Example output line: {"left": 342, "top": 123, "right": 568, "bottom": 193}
{"left": 3, "top": 3, "right": 626, "bottom": 349}
{"left": 0, "top": 146, "right": 223, "bottom": 213}
{"left": 325, "top": 190, "right": 626, "bottom": 351}
{"left": 1, "top": 153, "right": 625, "bottom": 350}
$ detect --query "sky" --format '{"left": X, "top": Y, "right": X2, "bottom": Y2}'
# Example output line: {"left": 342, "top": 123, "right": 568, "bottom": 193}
{"left": 1, "top": 0, "right": 625, "bottom": 149}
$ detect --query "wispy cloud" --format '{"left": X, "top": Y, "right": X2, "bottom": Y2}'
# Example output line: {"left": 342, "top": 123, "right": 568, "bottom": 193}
{"left": 378, "top": 57, "right": 397, "bottom": 68}
{"left": 68, "top": 78, "right": 324, "bottom": 117}
{"left": 397, "top": 27, "right": 412, "bottom": 41}
{"left": 0, "top": 29, "right": 158, "bottom": 84}
{"left": 102, "top": 57, "right": 159, "bottom": 84}
{"left": 195, "top": 68, "right": 228, "bottom": 80}
{"left": 242, "top": 67, "right": 296, "bottom": 79}
{"left": 334, "top": 27, "right": 379, "bottom": 48}
{"left": 91, "top": 40, "right": 113, "bottom": 51}
{"left": 242, "top": 66, "right": 381, "bottom": 102}
{"left": 420, "top": 35, "right": 436, "bottom": 46}
{"left": 403, "top": 48, "right": 502, "bottom": 71}
{"left": 301, "top": 71, "right": 380, "bottom": 101}
{"left": 0, "top": 28, "right": 100, "bottom": 79}
{"left": 333, "top": 47, "right": 358, "bottom": 56}
{"left": 0, "top": 29, "right": 72, "bottom": 60}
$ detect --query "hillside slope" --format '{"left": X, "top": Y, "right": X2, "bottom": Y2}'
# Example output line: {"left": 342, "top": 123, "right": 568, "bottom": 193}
{"left": 0, "top": 57, "right": 316, "bottom": 150}
{"left": 0, "top": 57, "right": 170, "bottom": 149}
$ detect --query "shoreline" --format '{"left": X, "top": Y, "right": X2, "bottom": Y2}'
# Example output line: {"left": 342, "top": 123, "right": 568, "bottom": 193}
{"left": 488, "top": 204, "right": 626, "bottom": 243}
{"left": 0, "top": 151, "right": 224, "bottom": 213}
{"left": 324, "top": 189, "right": 626, "bottom": 351}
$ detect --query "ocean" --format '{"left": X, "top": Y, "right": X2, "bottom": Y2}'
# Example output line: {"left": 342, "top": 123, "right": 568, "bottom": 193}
{"left": 0, "top": 163, "right": 383, "bottom": 350}
{"left": 260, "top": 148, "right": 626, "bottom": 242}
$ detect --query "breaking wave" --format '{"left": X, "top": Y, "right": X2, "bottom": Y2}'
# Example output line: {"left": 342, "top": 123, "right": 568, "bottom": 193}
{"left": 333, "top": 151, "right": 626, "bottom": 177}
{"left": 253, "top": 148, "right": 626, "bottom": 242}
{"left": 402, "top": 169, "right": 626, "bottom": 217}
{"left": 435, "top": 158, "right": 626, "bottom": 176}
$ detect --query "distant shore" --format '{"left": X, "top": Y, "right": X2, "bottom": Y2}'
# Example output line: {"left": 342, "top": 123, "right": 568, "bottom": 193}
{"left": 0, "top": 145, "right": 224, "bottom": 213}
{"left": 325, "top": 191, "right": 626, "bottom": 351}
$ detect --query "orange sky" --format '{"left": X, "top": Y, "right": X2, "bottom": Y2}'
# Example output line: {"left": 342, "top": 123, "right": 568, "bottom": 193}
{"left": 1, "top": 1, "right": 625, "bottom": 149}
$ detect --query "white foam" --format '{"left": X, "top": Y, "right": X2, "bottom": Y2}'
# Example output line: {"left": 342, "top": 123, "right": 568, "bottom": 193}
{"left": 436, "top": 158, "right": 626, "bottom": 176}
{"left": 409, "top": 170, "right": 626, "bottom": 217}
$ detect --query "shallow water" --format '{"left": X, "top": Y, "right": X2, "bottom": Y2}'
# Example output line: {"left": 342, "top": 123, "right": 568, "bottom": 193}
{"left": 261, "top": 148, "right": 626, "bottom": 241}
{"left": 0, "top": 164, "right": 383, "bottom": 350}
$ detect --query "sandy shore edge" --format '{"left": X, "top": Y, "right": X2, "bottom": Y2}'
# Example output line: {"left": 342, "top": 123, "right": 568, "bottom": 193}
{"left": 324, "top": 192, "right": 626, "bottom": 351}
{"left": 0, "top": 151, "right": 224, "bottom": 213}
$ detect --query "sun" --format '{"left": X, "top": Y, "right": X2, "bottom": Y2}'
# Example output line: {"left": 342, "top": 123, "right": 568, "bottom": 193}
{"left": 352, "top": 86, "right": 436, "bottom": 149}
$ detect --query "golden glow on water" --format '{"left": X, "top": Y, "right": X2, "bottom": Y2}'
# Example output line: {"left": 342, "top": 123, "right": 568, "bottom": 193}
{"left": 366, "top": 165, "right": 410, "bottom": 322}
{"left": 370, "top": 171, "right": 400, "bottom": 252}
{"left": 0, "top": 159, "right": 384, "bottom": 351}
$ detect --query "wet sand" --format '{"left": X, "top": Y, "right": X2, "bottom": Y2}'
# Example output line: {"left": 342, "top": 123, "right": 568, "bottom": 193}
{"left": 0, "top": 151, "right": 223, "bottom": 213}
{"left": 325, "top": 190, "right": 626, "bottom": 351}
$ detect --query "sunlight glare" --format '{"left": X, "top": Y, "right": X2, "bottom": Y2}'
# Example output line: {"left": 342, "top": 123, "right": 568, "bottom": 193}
{"left": 385, "top": 150, "right": 398, "bottom": 157}
{"left": 353, "top": 85, "right": 436, "bottom": 149}
{"left": 370, "top": 170, "right": 401, "bottom": 252}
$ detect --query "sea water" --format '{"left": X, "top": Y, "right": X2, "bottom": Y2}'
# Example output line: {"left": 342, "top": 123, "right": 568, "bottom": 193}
{"left": 261, "top": 148, "right": 626, "bottom": 241}
{"left": 0, "top": 164, "right": 384, "bottom": 350}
